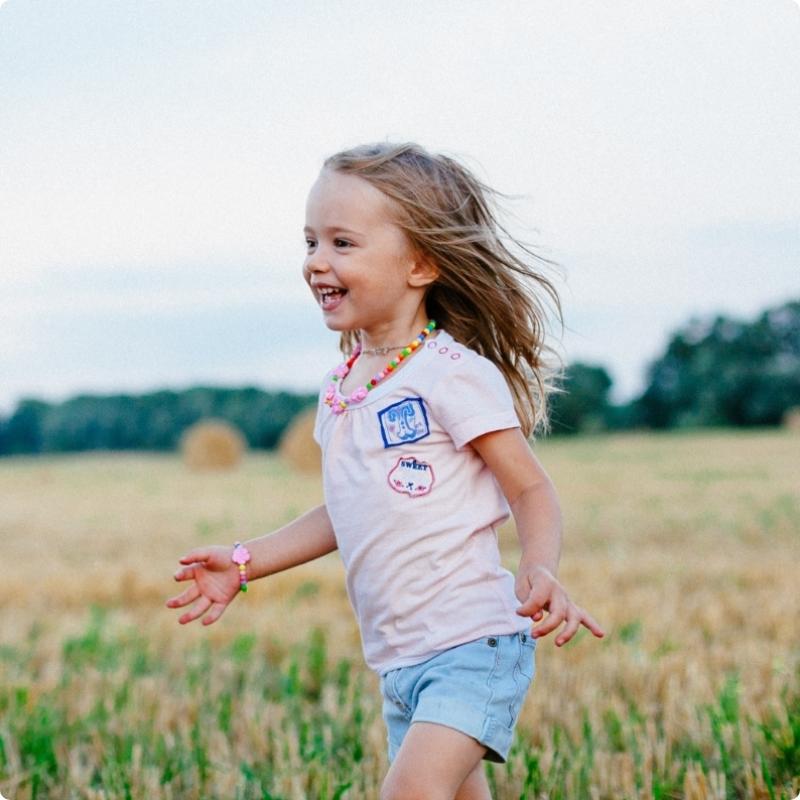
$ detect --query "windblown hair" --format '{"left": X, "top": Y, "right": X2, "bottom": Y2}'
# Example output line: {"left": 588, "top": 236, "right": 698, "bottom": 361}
{"left": 323, "top": 142, "right": 564, "bottom": 437}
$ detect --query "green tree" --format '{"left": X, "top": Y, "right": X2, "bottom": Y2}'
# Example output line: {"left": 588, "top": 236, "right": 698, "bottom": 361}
{"left": 0, "top": 388, "right": 317, "bottom": 456}
{"left": 637, "top": 300, "right": 800, "bottom": 428}
{"left": 549, "top": 363, "right": 614, "bottom": 434}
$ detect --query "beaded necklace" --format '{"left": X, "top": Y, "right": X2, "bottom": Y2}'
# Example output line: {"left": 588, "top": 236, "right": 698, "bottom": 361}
{"left": 324, "top": 320, "right": 437, "bottom": 415}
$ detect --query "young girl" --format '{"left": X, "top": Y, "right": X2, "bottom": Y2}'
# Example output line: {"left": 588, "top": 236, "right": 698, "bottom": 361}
{"left": 167, "top": 142, "right": 604, "bottom": 800}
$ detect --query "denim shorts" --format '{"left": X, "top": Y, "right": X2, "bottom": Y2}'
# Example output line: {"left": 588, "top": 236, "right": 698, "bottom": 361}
{"left": 379, "top": 631, "right": 537, "bottom": 764}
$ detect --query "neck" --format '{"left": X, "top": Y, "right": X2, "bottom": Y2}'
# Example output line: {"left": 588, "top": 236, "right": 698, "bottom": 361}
{"left": 359, "top": 312, "right": 434, "bottom": 352}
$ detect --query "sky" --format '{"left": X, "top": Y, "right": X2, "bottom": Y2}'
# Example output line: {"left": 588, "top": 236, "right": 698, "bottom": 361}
{"left": 1, "top": 0, "right": 799, "bottom": 416}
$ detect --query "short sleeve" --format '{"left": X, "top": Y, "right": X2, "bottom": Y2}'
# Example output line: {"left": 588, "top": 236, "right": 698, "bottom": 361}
{"left": 312, "top": 379, "right": 329, "bottom": 446}
{"left": 429, "top": 354, "right": 521, "bottom": 450}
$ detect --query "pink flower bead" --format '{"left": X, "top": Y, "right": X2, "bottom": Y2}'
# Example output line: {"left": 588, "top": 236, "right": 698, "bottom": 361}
{"left": 332, "top": 403, "right": 346, "bottom": 415}
{"left": 350, "top": 387, "right": 368, "bottom": 403}
{"left": 333, "top": 364, "right": 348, "bottom": 379}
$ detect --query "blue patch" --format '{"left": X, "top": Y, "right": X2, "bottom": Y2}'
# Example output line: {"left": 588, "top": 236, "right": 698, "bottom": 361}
{"left": 378, "top": 397, "right": 430, "bottom": 448}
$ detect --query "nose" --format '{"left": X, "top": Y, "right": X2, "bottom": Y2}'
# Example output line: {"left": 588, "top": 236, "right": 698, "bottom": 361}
{"left": 304, "top": 246, "right": 331, "bottom": 276}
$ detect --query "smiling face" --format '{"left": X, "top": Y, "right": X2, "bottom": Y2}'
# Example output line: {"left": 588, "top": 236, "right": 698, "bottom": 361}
{"left": 303, "top": 169, "right": 437, "bottom": 343}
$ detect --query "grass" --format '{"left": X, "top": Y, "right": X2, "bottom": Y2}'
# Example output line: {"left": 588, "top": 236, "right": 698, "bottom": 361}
{"left": 0, "top": 429, "right": 798, "bottom": 798}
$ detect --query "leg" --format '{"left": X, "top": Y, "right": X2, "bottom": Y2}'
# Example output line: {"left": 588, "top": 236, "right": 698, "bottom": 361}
{"left": 380, "top": 721, "right": 490, "bottom": 800}
{"left": 454, "top": 761, "right": 492, "bottom": 800}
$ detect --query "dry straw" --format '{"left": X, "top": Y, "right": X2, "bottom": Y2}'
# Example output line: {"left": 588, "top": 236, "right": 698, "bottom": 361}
{"left": 279, "top": 408, "right": 321, "bottom": 474}
{"left": 179, "top": 418, "right": 247, "bottom": 471}
{"left": 782, "top": 405, "right": 800, "bottom": 431}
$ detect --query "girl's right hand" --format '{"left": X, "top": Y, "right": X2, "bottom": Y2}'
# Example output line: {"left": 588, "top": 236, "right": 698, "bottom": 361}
{"left": 165, "top": 546, "right": 242, "bottom": 626}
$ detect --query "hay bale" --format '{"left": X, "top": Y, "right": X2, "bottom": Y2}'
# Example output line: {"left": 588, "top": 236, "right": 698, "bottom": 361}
{"left": 279, "top": 407, "right": 321, "bottom": 474}
{"left": 783, "top": 406, "right": 800, "bottom": 432}
{"left": 180, "top": 418, "right": 246, "bottom": 471}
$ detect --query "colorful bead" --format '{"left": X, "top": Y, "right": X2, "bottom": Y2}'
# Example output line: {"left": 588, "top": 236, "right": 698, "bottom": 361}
{"left": 231, "top": 542, "right": 251, "bottom": 593}
{"left": 324, "top": 321, "right": 436, "bottom": 415}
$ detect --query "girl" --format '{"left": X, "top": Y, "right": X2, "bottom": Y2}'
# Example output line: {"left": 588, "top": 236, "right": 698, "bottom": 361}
{"left": 166, "top": 142, "right": 604, "bottom": 800}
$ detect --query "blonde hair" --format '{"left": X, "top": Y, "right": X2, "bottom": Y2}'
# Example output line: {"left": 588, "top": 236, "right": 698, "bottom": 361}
{"left": 323, "top": 141, "right": 563, "bottom": 437}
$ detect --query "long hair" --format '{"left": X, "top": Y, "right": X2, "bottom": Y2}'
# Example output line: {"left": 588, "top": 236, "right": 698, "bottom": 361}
{"left": 322, "top": 142, "right": 564, "bottom": 437}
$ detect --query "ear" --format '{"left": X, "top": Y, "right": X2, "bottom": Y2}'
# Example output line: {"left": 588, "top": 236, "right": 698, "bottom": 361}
{"left": 408, "top": 253, "right": 439, "bottom": 288}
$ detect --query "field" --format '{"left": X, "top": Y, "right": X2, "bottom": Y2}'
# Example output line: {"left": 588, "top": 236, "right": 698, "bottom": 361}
{"left": 0, "top": 430, "right": 798, "bottom": 799}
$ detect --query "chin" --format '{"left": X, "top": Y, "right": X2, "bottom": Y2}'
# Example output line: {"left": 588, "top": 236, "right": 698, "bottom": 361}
{"left": 321, "top": 314, "right": 350, "bottom": 332}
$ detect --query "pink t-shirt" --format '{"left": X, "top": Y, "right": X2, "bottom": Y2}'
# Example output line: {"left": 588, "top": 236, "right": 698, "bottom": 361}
{"left": 313, "top": 329, "right": 531, "bottom": 676}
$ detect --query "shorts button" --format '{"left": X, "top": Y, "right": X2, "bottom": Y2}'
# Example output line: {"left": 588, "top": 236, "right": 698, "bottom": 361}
{"left": 487, "top": 637, "right": 498, "bottom": 647}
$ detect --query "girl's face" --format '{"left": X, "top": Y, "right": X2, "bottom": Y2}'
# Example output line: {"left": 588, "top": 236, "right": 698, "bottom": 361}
{"left": 303, "top": 169, "right": 434, "bottom": 336}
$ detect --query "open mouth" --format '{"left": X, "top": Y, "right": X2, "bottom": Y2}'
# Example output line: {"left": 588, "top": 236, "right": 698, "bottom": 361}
{"left": 318, "top": 286, "right": 348, "bottom": 311}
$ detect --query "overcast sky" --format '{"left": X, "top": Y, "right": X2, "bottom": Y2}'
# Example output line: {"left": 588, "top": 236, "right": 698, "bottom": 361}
{"left": 1, "top": 0, "right": 798, "bottom": 415}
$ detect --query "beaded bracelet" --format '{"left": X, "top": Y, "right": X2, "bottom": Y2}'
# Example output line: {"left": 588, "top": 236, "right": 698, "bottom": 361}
{"left": 231, "top": 541, "right": 251, "bottom": 592}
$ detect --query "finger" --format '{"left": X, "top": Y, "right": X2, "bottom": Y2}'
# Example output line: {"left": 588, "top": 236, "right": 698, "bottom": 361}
{"left": 554, "top": 608, "right": 583, "bottom": 647}
{"left": 165, "top": 584, "right": 200, "bottom": 609}
{"left": 580, "top": 609, "right": 606, "bottom": 638}
{"left": 202, "top": 601, "right": 229, "bottom": 626}
{"left": 179, "top": 549, "right": 212, "bottom": 565}
{"left": 531, "top": 594, "right": 568, "bottom": 638}
{"left": 179, "top": 595, "right": 212, "bottom": 625}
{"left": 173, "top": 565, "right": 198, "bottom": 582}
{"left": 515, "top": 588, "right": 549, "bottom": 618}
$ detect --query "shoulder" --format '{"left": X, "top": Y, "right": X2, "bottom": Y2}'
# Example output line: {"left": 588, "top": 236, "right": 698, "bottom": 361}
{"left": 312, "top": 356, "right": 344, "bottom": 444}
{"left": 423, "top": 331, "right": 520, "bottom": 449}
{"left": 426, "top": 331, "right": 507, "bottom": 392}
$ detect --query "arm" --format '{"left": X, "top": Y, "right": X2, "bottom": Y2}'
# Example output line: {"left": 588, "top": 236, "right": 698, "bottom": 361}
{"left": 166, "top": 503, "right": 337, "bottom": 626}
{"left": 244, "top": 503, "right": 337, "bottom": 579}
{"left": 470, "top": 428, "right": 604, "bottom": 646}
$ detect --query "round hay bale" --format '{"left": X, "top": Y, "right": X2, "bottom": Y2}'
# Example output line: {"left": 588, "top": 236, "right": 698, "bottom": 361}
{"left": 279, "top": 407, "right": 321, "bottom": 474}
{"left": 782, "top": 406, "right": 800, "bottom": 432}
{"left": 180, "top": 418, "right": 247, "bottom": 471}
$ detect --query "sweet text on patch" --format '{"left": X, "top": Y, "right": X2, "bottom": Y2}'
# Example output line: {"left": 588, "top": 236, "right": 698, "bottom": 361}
{"left": 387, "top": 456, "right": 435, "bottom": 497}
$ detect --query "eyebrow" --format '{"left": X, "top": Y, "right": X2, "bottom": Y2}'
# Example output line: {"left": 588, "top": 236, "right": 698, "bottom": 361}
{"left": 303, "top": 225, "right": 363, "bottom": 236}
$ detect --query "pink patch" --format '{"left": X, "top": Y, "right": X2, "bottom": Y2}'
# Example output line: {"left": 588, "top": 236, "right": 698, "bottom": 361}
{"left": 387, "top": 456, "right": 435, "bottom": 498}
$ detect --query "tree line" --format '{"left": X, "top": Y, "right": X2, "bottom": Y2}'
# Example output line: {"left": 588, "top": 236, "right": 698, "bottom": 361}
{"left": 549, "top": 299, "right": 800, "bottom": 434}
{"left": 1, "top": 299, "right": 797, "bottom": 455}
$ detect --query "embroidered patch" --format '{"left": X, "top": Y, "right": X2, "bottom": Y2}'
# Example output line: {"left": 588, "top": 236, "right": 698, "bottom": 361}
{"left": 377, "top": 397, "right": 430, "bottom": 448}
{"left": 387, "top": 456, "right": 435, "bottom": 497}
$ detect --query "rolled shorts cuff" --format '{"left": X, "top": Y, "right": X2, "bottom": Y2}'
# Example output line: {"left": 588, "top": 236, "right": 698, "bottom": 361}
{"left": 409, "top": 696, "right": 514, "bottom": 764}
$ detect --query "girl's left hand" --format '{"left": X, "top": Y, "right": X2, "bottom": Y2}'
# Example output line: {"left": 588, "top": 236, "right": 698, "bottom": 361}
{"left": 514, "top": 563, "right": 605, "bottom": 646}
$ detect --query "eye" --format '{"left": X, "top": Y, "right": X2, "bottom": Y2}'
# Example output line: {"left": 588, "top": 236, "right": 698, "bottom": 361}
{"left": 334, "top": 238, "right": 352, "bottom": 248}
{"left": 305, "top": 237, "right": 317, "bottom": 250}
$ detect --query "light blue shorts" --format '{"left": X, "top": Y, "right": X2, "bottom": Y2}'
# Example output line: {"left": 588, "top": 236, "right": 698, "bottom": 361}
{"left": 379, "top": 631, "right": 537, "bottom": 764}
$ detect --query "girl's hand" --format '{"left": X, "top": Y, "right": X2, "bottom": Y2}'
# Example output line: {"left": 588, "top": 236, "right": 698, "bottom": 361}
{"left": 165, "top": 546, "right": 242, "bottom": 626}
{"left": 515, "top": 563, "right": 605, "bottom": 647}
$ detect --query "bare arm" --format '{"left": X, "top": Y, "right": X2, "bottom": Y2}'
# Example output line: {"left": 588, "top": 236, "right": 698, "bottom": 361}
{"left": 471, "top": 428, "right": 604, "bottom": 646}
{"left": 470, "top": 429, "right": 563, "bottom": 576}
{"left": 166, "top": 503, "right": 338, "bottom": 625}
{"left": 243, "top": 503, "right": 338, "bottom": 580}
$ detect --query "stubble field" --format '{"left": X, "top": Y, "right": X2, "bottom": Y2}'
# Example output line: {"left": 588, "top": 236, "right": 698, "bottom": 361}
{"left": 0, "top": 429, "right": 798, "bottom": 799}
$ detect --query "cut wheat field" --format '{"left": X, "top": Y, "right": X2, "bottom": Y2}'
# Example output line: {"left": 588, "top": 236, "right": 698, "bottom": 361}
{"left": 0, "top": 430, "right": 798, "bottom": 800}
